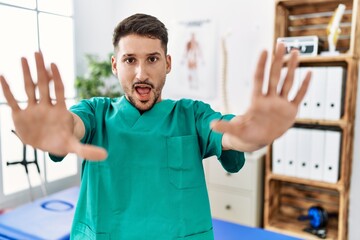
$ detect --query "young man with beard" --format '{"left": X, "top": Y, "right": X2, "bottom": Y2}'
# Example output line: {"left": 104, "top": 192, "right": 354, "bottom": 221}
{"left": 0, "top": 13, "right": 310, "bottom": 240}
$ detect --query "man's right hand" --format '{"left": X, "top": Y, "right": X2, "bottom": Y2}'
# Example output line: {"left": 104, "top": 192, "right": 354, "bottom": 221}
{"left": 0, "top": 52, "right": 107, "bottom": 161}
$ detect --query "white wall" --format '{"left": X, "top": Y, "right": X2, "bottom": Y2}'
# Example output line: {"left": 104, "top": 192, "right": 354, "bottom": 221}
{"left": 73, "top": 1, "right": 359, "bottom": 238}
{"left": 73, "top": 0, "right": 116, "bottom": 76}
{"left": 112, "top": 0, "right": 274, "bottom": 114}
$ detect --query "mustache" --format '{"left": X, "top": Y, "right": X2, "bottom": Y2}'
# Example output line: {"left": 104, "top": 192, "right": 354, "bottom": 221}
{"left": 133, "top": 80, "right": 154, "bottom": 89}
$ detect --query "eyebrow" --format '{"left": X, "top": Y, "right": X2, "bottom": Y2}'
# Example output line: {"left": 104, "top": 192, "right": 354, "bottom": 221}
{"left": 147, "top": 52, "right": 161, "bottom": 56}
{"left": 121, "top": 52, "right": 161, "bottom": 58}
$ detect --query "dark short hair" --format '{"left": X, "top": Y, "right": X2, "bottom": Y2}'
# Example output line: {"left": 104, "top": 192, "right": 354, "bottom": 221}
{"left": 112, "top": 13, "right": 168, "bottom": 54}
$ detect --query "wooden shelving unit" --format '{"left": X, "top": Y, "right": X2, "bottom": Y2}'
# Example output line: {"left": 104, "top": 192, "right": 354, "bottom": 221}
{"left": 264, "top": 0, "right": 360, "bottom": 239}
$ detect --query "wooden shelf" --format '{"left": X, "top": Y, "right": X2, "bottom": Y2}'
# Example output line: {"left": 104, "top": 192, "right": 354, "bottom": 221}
{"left": 267, "top": 173, "right": 341, "bottom": 191}
{"left": 265, "top": 213, "right": 338, "bottom": 240}
{"left": 283, "top": 54, "right": 353, "bottom": 64}
{"left": 294, "top": 118, "right": 347, "bottom": 128}
{"left": 277, "top": 0, "right": 353, "bottom": 8}
{"left": 264, "top": 0, "right": 359, "bottom": 239}
{"left": 264, "top": 180, "right": 340, "bottom": 238}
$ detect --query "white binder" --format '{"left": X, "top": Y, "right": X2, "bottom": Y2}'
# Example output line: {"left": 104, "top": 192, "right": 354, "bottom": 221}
{"left": 292, "top": 69, "right": 302, "bottom": 118}
{"left": 272, "top": 134, "right": 286, "bottom": 175}
{"left": 310, "top": 67, "right": 327, "bottom": 119}
{"left": 278, "top": 68, "right": 287, "bottom": 94}
{"left": 295, "top": 128, "right": 312, "bottom": 179}
{"left": 309, "top": 129, "right": 325, "bottom": 181}
{"left": 323, "top": 130, "right": 341, "bottom": 183}
{"left": 298, "top": 67, "right": 313, "bottom": 119}
{"left": 288, "top": 68, "right": 301, "bottom": 101}
{"left": 284, "top": 128, "right": 297, "bottom": 177}
{"left": 325, "top": 67, "right": 344, "bottom": 120}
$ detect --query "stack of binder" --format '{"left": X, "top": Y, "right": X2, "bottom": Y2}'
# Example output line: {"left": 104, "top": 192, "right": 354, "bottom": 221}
{"left": 297, "top": 66, "right": 345, "bottom": 120}
{"left": 272, "top": 128, "right": 342, "bottom": 183}
{"left": 272, "top": 66, "right": 345, "bottom": 183}
{"left": 280, "top": 66, "right": 345, "bottom": 119}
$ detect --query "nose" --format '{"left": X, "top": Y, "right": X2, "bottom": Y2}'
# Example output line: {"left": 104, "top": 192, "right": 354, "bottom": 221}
{"left": 135, "top": 62, "right": 149, "bottom": 81}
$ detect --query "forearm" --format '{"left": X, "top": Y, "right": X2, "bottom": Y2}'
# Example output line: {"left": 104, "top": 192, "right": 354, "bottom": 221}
{"left": 71, "top": 112, "right": 85, "bottom": 141}
{"left": 49, "top": 112, "right": 85, "bottom": 161}
{"left": 222, "top": 133, "right": 266, "bottom": 152}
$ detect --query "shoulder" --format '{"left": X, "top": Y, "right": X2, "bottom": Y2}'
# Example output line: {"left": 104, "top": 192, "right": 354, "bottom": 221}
{"left": 82, "top": 96, "right": 120, "bottom": 105}
{"left": 171, "top": 99, "right": 216, "bottom": 118}
{"left": 70, "top": 97, "right": 121, "bottom": 111}
{"left": 174, "top": 98, "right": 211, "bottom": 110}
{"left": 77, "top": 96, "right": 121, "bottom": 106}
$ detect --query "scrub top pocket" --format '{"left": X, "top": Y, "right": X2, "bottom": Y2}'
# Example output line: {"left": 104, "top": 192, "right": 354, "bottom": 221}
{"left": 167, "top": 135, "right": 205, "bottom": 189}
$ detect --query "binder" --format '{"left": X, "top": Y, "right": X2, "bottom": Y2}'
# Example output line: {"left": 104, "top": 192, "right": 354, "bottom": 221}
{"left": 298, "top": 67, "right": 313, "bottom": 119}
{"left": 309, "top": 129, "right": 325, "bottom": 181}
{"left": 291, "top": 69, "right": 302, "bottom": 118}
{"left": 310, "top": 67, "right": 327, "bottom": 119}
{"left": 278, "top": 68, "right": 287, "bottom": 94}
{"left": 272, "top": 134, "right": 286, "bottom": 175}
{"left": 323, "top": 130, "right": 341, "bottom": 183}
{"left": 325, "top": 67, "right": 344, "bottom": 120}
{"left": 288, "top": 68, "right": 301, "bottom": 101}
{"left": 278, "top": 68, "right": 300, "bottom": 102}
{"left": 283, "top": 128, "right": 297, "bottom": 177}
{"left": 295, "top": 128, "right": 312, "bottom": 179}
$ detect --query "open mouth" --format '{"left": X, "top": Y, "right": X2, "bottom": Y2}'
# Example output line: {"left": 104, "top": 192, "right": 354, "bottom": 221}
{"left": 134, "top": 83, "right": 153, "bottom": 101}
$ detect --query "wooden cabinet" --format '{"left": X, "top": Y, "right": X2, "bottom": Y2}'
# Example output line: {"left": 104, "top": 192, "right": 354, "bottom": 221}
{"left": 264, "top": 0, "right": 360, "bottom": 239}
{"left": 205, "top": 148, "right": 266, "bottom": 227}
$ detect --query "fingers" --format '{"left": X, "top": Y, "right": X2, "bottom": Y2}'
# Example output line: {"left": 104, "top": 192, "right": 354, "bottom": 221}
{"left": 68, "top": 138, "right": 108, "bottom": 161}
{"left": 280, "top": 50, "right": 299, "bottom": 98}
{"left": 51, "top": 63, "right": 66, "bottom": 107}
{"left": 2, "top": 53, "right": 64, "bottom": 109}
{"left": 267, "top": 43, "right": 286, "bottom": 95}
{"left": 21, "top": 57, "right": 37, "bottom": 105}
{"left": 0, "top": 76, "right": 20, "bottom": 112}
{"left": 80, "top": 145, "right": 108, "bottom": 161}
{"left": 253, "top": 50, "right": 268, "bottom": 96}
{"left": 292, "top": 71, "right": 312, "bottom": 106}
{"left": 35, "top": 52, "right": 52, "bottom": 104}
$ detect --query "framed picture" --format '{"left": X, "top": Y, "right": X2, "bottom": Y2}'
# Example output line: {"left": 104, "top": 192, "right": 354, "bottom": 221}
{"left": 166, "top": 19, "right": 216, "bottom": 100}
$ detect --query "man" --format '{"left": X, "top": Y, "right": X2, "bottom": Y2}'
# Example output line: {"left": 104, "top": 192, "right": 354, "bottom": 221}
{"left": 0, "top": 13, "right": 310, "bottom": 240}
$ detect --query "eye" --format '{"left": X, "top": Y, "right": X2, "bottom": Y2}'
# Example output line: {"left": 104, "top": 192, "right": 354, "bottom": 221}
{"left": 148, "top": 56, "right": 158, "bottom": 63}
{"left": 124, "top": 57, "right": 136, "bottom": 64}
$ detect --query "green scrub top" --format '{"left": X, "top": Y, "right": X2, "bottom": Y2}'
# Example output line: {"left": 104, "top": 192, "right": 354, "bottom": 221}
{"left": 51, "top": 96, "right": 245, "bottom": 240}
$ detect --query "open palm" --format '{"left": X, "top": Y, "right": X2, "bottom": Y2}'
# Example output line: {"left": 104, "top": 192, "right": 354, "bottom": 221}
{"left": 212, "top": 43, "right": 311, "bottom": 151}
{"left": 0, "top": 53, "right": 107, "bottom": 160}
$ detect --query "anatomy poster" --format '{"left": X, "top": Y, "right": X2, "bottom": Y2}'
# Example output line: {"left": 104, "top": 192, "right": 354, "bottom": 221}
{"left": 166, "top": 19, "right": 216, "bottom": 100}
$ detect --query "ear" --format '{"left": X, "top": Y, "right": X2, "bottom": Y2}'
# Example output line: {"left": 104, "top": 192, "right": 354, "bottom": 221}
{"left": 111, "top": 55, "right": 117, "bottom": 75}
{"left": 166, "top": 55, "right": 172, "bottom": 74}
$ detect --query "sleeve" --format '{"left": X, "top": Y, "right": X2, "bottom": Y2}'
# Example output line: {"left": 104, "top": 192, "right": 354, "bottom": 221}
{"left": 194, "top": 101, "right": 245, "bottom": 173}
{"left": 48, "top": 98, "right": 97, "bottom": 162}
{"left": 68, "top": 98, "right": 97, "bottom": 144}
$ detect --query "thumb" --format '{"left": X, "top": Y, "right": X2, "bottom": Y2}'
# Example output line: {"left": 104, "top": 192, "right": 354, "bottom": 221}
{"left": 69, "top": 138, "right": 108, "bottom": 161}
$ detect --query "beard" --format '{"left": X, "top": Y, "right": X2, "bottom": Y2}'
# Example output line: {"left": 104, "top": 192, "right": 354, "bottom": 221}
{"left": 127, "top": 90, "right": 160, "bottom": 113}
{"left": 125, "top": 78, "right": 165, "bottom": 112}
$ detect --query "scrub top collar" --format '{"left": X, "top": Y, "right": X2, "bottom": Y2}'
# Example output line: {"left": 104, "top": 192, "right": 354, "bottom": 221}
{"left": 119, "top": 96, "right": 176, "bottom": 128}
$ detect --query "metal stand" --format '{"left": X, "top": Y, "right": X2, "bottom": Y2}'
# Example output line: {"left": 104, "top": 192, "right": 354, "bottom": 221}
{"left": 6, "top": 130, "right": 47, "bottom": 200}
